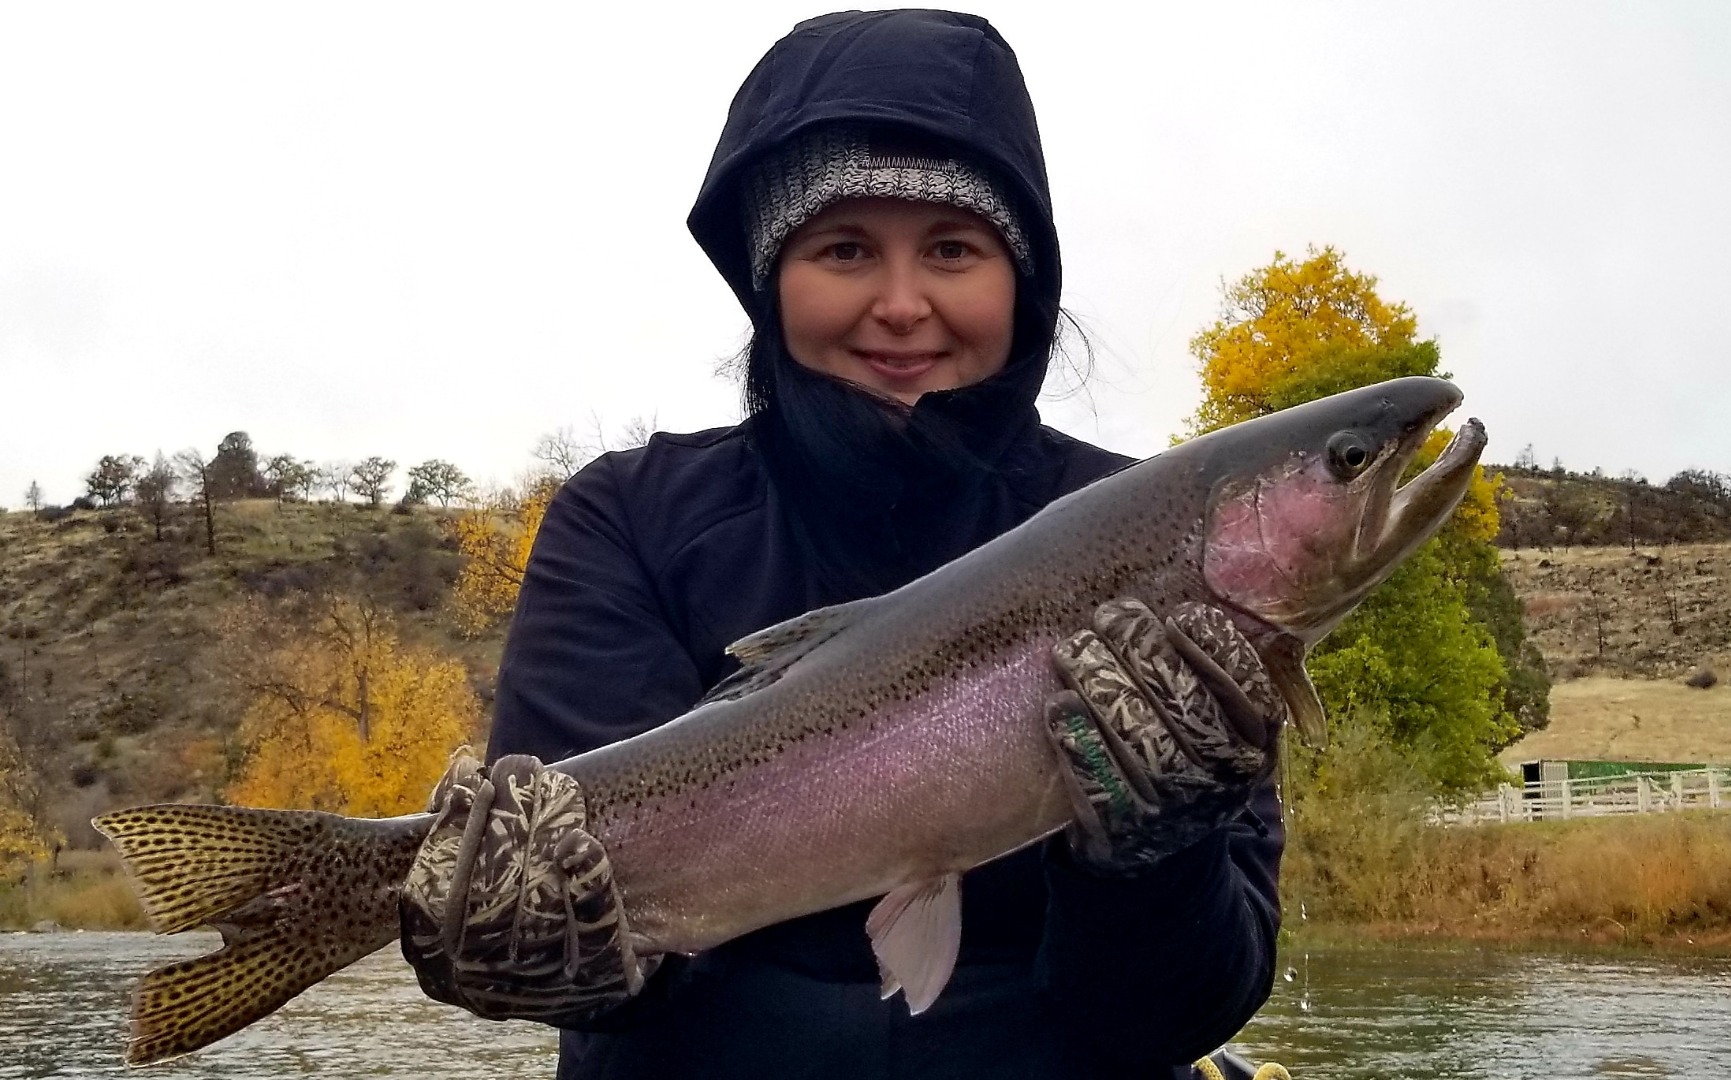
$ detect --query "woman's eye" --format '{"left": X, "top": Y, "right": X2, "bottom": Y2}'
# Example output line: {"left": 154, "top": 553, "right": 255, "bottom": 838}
{"left": 934, "top": 240, "right": 970, "bottom": 260}
{"left": 828, "top": 242, "right": 865, "bottom": 261}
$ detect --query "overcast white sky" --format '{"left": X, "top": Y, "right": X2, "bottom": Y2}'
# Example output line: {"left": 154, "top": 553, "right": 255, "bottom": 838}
{"left": 3, "top": 2, "right": 1727, "bottom": 507}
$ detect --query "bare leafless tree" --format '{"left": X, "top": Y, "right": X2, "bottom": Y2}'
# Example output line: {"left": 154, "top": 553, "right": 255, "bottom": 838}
{"left": 532, "top": 413, "right": 657, "bottom": 483}
{"left": 174, "top": 448, "right": 219, "bottom": 555}
{"left": 531, "top": 425, "right": 592, "bottom": 480}
{"left": 319, "top": 461, "right": 354, "bottom": 503}
{"left": 617, "top": 414, "right": 656, "bottom": 450}
{"left": 1583, "top": 568, "right": 1608, "bottom": 663}
{"left": 134, "top": 453, "right": 178, "bottom": 542}
{"left": 0, "top": 649, "right": 53, "bottom": 857}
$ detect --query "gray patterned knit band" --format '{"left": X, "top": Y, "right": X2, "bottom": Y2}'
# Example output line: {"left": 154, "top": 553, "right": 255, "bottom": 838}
{"left": 744, "top": 127, "right": 1033, "bottom": 289}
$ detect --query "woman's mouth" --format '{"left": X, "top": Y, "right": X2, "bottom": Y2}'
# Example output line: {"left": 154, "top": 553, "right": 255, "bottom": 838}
{"left": 854, "top": 350, "right": 941, "bottom": 382}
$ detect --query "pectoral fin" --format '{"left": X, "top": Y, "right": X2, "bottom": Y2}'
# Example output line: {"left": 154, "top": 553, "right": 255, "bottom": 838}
{"left": 1260, "top": 634, "right": 1328, "bottom": 749}
{"left": 865, "top": 873, "right": 962, "bottom": 1015}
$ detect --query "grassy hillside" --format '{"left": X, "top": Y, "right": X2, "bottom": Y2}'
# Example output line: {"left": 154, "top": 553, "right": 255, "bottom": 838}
{"left": 1496, "top": 466, "right": 1731, "bottom": 550}
{"left": 1489, "top": 462, "right": 1730, "bottom": 767}
{"left": 0, "top": 500, "right": 504, "bottom": 848}
{"left": 1498, "top": 542, "right": 1731, "bottom": 767}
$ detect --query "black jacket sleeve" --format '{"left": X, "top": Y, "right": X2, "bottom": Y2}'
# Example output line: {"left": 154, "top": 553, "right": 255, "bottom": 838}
{"left": 486, "top": 455, "right": 708, "bottom": 764}
{"left": 1034, "top": 778, "right": 1284, "bottom": 1068}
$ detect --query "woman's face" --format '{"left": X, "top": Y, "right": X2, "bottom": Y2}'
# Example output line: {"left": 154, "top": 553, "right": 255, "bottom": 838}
{"left": 776, "top": 197, "right": 1017, "bottom": 405}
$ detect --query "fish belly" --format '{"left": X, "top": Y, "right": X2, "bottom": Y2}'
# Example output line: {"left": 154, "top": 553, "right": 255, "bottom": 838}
{"left": 586, "top": 643, "right": 1072, "bottom": 956}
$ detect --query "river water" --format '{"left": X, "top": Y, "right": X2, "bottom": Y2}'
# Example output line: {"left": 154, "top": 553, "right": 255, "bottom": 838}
{"left": 3, "top": 932, "right": 1729, "bottom": 1078}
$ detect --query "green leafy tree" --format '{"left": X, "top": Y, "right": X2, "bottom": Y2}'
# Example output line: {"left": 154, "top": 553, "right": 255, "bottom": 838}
{"left": 1186, "top": 247, "right": 1535, "bottom": 791}
{"left": 1304, "top": 538, "right": 1514, "bottom": 791}
{"left": 263, "top": 455, "right": 316, "bottom": 504}
{"left": 404, "top": 460, "right": 473, "bottom": 508}
{"left": 349, "top": 457, "right": 397, "bottom": 507}
{"left": 85, "top": 454, "right": 145, "bottom": 507}
{"left": 209, "top": 432, "right": 267, "bottom": 500}
{"left": 1667, "top": 469, "right": 1730, "bottom": 507}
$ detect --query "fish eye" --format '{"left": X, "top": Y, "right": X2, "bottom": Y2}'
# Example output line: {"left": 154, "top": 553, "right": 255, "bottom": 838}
{"left": 1326, "top": 431, "right": 1373, "bottom": 478}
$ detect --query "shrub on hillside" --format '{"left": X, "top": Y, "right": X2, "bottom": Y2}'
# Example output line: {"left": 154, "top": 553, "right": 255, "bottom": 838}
{"left": 117, "top": 543, "right": 186, "bottom": 590}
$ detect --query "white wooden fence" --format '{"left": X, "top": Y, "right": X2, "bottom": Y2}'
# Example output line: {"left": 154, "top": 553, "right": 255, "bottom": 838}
{"left": 1438, "top": 767, "right": 1731, "bottom": 825}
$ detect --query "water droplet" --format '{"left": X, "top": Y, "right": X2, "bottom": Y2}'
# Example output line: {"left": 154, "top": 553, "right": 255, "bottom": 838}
{"left": 1299, "top": 901, "right": 1309, "bottom": 921}
{"left": 1299, "top": 994, "right": 1311, "bottom": 1013}
{"left": 1283, "top": 965, "right": 1296, "bottom": 982}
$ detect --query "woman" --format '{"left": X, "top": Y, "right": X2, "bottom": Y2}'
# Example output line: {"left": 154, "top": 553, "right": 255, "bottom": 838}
{"left": 402, "top": 11, "right": 1285, "bottom": 1079}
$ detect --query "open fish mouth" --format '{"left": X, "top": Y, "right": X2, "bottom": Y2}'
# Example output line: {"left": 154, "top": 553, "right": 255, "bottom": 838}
{"left": 1385, "top": 414, "right": 1488, "bottom": 550}
{"left": 1322, "top": 405, "right": 1489, "bottom": 640}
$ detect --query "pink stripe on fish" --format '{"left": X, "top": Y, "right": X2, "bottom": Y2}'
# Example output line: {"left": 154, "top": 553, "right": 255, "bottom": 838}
{"left": 595, "top": 640, "right": 1070, "bottom": 955}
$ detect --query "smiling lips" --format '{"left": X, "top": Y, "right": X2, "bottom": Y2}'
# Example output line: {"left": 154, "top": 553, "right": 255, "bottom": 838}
{"left": 854, "top": 349, "right": 943, "bottom": 382}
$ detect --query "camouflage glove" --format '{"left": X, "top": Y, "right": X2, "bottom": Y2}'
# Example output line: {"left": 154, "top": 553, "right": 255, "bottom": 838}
{"left": 399, "top": 753, "right": 657, "bottom": 1026}
{"left": 1044, "top": 600, "right": 1286, "bottom": 873}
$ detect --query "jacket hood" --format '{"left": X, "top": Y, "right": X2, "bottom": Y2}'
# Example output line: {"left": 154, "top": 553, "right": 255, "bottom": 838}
{"left": 689, "top": 11, "right": 1066, "bottom": 600}
{"left": 688, "top": 9, "right": 1060, "bottom": 321}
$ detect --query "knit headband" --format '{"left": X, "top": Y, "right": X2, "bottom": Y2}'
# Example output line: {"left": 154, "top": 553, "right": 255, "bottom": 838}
{"left": 743, "top": 126, "right": 1033, "bottom": 290}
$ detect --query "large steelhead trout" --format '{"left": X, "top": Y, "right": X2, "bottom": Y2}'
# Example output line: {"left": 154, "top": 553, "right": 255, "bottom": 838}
{"left": 97, "top": 376, "right": 1486, "bottom": 1064}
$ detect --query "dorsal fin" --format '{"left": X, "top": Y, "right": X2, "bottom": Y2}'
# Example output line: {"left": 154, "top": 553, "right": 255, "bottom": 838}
{"left": 700, "top": 598, "right": 872, "bottom": 705}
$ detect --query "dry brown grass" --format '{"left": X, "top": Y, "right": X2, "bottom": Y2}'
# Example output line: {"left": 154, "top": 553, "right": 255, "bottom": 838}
{"left": 1519, "top": 592, "right": 1578, "bottom": 620}
{"left": 1537, "top": 815, "right": 1731, "bottom": 928}
{"left": 0, "top": 849, "right": 144, "bottom": 929}
{"left": 1291, "top": 806, "right": 1731, "bottom": 943}
{"left": 1494, "top": 541, "right": 1731, "bottom": 770}
{"left": 1500, "top": 677, "right": 1731, "bottom": 766}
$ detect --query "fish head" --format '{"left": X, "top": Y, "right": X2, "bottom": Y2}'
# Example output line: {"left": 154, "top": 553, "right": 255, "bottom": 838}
{"left": 1195, "top": 376, "right": 1488, "bottom": 746}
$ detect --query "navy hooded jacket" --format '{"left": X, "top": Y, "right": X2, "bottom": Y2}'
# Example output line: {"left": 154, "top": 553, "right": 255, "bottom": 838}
{"left": 485, "top": 11, "right": 1283, "bottom": 1079}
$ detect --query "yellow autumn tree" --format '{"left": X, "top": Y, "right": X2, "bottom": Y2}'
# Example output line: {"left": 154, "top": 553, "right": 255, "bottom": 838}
{"left": 448, "top": 477, "right": 557, "bottom": 636}
{"left": 1185, "top": 246, "right": 1540, "bottom": 790}
{"left": 225, "top": 597, "right": 480, "bottom": 816}
{"left": 1187, "top": 245, "right": 1422, "bottom": 434}
{"left": 0, "top": 725, "right": 51, "bottom": 876}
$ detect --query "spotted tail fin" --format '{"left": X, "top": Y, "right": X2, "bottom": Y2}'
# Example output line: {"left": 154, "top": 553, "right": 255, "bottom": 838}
{"left": 94, "top": 804, "right": 433, "bottom": 1065}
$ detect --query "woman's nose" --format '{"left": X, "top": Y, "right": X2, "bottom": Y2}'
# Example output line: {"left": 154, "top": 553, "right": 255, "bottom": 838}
{"left": 869, "top": 259, "right": 933, "bottom": 332}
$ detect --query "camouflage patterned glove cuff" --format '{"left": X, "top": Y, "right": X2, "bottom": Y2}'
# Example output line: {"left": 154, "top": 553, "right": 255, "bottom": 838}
{"left": 399, "top": 753, "right": 657, "bottom": 1026}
